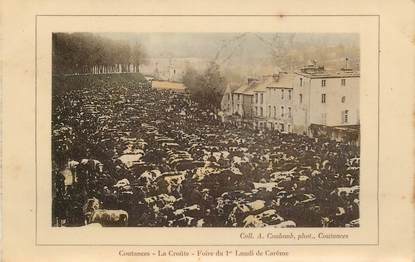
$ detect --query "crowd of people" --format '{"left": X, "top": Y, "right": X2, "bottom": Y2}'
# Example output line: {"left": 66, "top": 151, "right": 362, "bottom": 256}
{"left": 52, "top": 73, "right": 360, "bottom": 228}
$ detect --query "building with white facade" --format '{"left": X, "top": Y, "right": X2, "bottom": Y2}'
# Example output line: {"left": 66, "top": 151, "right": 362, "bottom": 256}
{"left": 221, "top": 61, "right": 360, "bottom": 143}
{"left": 292, "top": 62, "right": 360, "bottom": 142}
{"left": 221, "top": 80, "right": 257, "bottom": 127}
{"left": 252, "top": 73, "right": 294, "bottom": 132}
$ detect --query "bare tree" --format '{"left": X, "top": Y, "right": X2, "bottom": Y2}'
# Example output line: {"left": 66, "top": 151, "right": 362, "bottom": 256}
{"left": 183, "top": 62, "right": 227, "bottom": 111}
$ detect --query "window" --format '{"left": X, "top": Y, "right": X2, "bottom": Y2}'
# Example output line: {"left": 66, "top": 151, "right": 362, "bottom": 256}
{"left": 342, "top": 110, "right": 349, "bottom": 123}
{"left": 255, "top": 93, "right": 258, "bottom": 103}
{"left": 299, "top": 94, "right": 303, "bottom": 104}
{"left": 341, "top": 96, "right": 346, "bottom": 103}
{"left": 281, "top": 89, "right": 284, "bottom": 100}
{"left": 255, "top": 106, "right": 258, "bottom": 116}
{"left": 288, "top": 124, "right": 291, "bottom": 133}
{"left": 321, "top": 94, "right": 326, "bottom": 103}
{"left": 321, "top": 79, "right": 326, "bottom": 87}
{"left": 281, "top": 106, "right": 284, "bottom": 117}
{"left": 300, "top": 78, "right": 303, "bottom": 87}
{"left": 341, "top": 79, "right": 346, "bottom": 86}
{"left": 288, "top": 90, "right": 292, "bottom": 100}
{"left": 273, "top": 106, "right": 276, "bottom": 118}
{"left": 280, "top": 123, "right": 285, "bottom": 132}
{"left": 260, "top": 107, "right": 263, "bottom": 117}
{"left": 268, "top": 105, "right": 271, "bottom": 117}
{"left": 260, "top": 93, "right": 264, "bottom": 104}
{"left": 288, "top": 107, "right": 292, "bottom": 118}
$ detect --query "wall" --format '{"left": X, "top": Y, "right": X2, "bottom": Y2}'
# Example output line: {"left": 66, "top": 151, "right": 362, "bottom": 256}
{"left": 292, "top": 74, "right": 360, "bottom": 134}
{"left": 293, "top": 75, "right": 311, "bottom": 134}
{"left": 242, "top": 94, "right": 253, "bottom": 119}
{"left": 325, "top": 77, "right": 360, "bottom": 126}
{"left": 265, "top": 87, "right": 294, "bottom": 132}
{"left": 309, "top": 76, "right": 359, "bottom": 127}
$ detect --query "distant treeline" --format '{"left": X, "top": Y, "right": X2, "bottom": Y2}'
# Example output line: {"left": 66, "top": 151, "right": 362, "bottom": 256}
{"left": 52, "top": 33, "right": 147, "bottom": 75}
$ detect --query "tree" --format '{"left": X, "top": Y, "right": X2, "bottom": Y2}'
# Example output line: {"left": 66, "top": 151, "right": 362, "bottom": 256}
{"left": 183, "top": 62, "right": 227, "bottom": 111}
{"left": 182, "top": 65, "right": 198, "bottom": 92}
{"left": 52, "top": 33, "right": 147, "bottom": 75}
{"left": 130, "top": 43, "right": 147, "bottom": 72}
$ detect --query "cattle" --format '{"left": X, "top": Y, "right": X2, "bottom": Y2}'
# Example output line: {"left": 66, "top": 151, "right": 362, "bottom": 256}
{"left": 242, "top": 214, "right": 266, "bottom": 227}
{"left": 273, "top": 220, "right": 296, "bottom": 228}
{"left": 89, "top": 209, "right": 129, "bottom": 226}
{"left": 252, "top": 182, "right": 280, "bottom": 192}
{"left": 243, "top": 209, "right": 284, "bottom": 227}
{"left": 144, "top": 194, "right": 177, "bottom": 207}
{"left": 269, "top": 168, "right": 296, "bottom": 182}
{"left": 82, "top": 197, "right": 101, "bottom": 224}
{"left": 228, "top": 200, "right": 266, "bottom": 226}
{"left": 67, "top": 160, "right": 80, "bottom": 170}
{"left": 139, "top": 170, "right": 162, "bottom": 184}
{"left": 321, "top": 217, "right": 334, "bottom": 227}
{"left": 157, "top": 172, "right": 186, "bottom": 194}
{"left": 173, "top": 204, "right": 202, "bottom": 218}
{"left": 345, "top": 219, "right": 359, "bottom": 227}
{"left": 170, "top": 216, "right": 194, "bottom": 227}
{"left": 331, "top": 185, "right": 359, "bottom": 198}
{"left": 196, "top": 218, "right": 205, "bottom": 227}
{"left": 122, "top": 143, "right": 144, "bottom": 155}
{"left": 118, "top": 153, "right": 143, "bottom": 168}
{"left": 294, "top": 193, "right": 316, "bottom": 206}
{"left": 80, "top": 159, "right": 103, "bottom": 173}
{"left": 171, "top": 159, "right": 195, "bottom": 171}
{"left": 114, "top": 178, "right": 130, "bottom": 188}
{"left": 53, "top": 74, "right": 361, "bottom": 228}
{"left": 192, "top": 166, "right": 219, "bottom": 181}
{"left": 347, "top": 157, "right": 360, "bottom": 167}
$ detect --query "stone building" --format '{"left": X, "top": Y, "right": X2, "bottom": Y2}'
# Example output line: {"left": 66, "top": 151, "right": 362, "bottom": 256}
{"left": 221, "top": 61, "right": 360, "bottom": 143}
{"left": 292, "top": 62, "right": 360, "bottom": 143}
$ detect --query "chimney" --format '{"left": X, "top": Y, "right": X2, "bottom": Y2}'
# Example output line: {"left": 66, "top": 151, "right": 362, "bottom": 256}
{"left": 341, "top": 58, "right": 352, "bottom": 71}
{"left": 272, "top": 72, "right": 280, "bottom": 81}
{"left": 248, "top": 78, "right": 258, "bottom": 85}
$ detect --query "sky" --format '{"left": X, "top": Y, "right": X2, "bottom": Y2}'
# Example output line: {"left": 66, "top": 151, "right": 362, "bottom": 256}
{"left": 96, "top": 32, "right": 360, "bottom": 82}
{"left": 98, "top": 32, "right": 359, "bottom": 59}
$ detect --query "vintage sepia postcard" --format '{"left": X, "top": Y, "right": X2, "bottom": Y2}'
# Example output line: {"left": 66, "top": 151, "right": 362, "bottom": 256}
{"left": 1, "top": 0, "right": 414, "bottom": 261}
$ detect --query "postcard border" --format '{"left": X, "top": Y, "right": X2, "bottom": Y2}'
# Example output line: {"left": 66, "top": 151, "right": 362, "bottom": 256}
{"left": 35, "top": 14, "right": 380, "bottom": 247}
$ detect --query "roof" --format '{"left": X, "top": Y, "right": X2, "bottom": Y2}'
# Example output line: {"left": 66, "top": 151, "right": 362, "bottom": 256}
{"left": 229, "top": 84, "right": 241, "bottom": 92}
{"left": 234, "top": 80, "right": 260, "bottom": 95}
{"left": 253, "top": 72, "right": 294, "bottom": 92}
{"left": 233, "top": 85, "right": 248, "bottom": 94}
{"left": 266, "top": 73, "right": 294, "bottom": 89}
{"left": 252, "top": 81, "right": 268, "bottom": 92}
{"left": 296, "top": 68, "right": 360, "bottom": 79}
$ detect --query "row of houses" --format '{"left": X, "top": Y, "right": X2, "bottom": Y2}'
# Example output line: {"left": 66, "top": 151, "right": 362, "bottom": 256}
{"left": 220, "top": 61, "right": 360, "bottom": 144}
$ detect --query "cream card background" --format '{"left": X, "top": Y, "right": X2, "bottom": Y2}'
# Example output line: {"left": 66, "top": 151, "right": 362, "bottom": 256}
{"left": 1, "top": 0, "right": 414, "bottom": 261}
